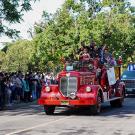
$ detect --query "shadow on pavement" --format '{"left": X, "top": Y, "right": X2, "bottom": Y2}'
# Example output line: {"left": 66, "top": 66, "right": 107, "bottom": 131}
{"left": 0, "top": 101, "right": 43, "bottom": 116}
{"left": 0, "top": 98, "right": 135, "bottom": 118}
{"left": 54, "top": 98, "right": 135, "bottom": 118}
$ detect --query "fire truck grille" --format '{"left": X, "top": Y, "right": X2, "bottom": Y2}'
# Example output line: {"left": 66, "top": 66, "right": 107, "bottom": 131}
{"left": 123, "top": 80, "right": 135, "bottom": 88}
{"left": 60, "top": 77, "right": 77, "bottom": 97}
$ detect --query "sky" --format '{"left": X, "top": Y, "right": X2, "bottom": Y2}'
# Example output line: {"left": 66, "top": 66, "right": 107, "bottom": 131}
{"left": 0, "top": 0, "right": 65, "bottom": 47}
{"left": 0, "top": 0, "right": 135, "bottom": 47}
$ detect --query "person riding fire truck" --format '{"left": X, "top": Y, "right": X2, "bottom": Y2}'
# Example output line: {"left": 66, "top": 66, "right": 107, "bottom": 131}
{"left": 38, "top": 43, "right": 125, "bottom": 115}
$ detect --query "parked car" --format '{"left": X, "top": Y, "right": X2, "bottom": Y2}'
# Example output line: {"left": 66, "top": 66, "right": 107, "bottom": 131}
{"left": 121, "top": 70, "right": 135, "bottom": 94}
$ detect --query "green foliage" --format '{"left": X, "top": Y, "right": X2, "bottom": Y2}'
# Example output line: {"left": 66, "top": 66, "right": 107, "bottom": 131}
{"left": 0, "top": 51, "right": 6, "bottom": 70}
{"left": 1, "top": 0, "right": 135, "bottom": 72}
{"left": 1, "top": 40, "right": 35, "bottom": 72}
{"left": 0, "top": 0, "right": 38, "bottom": 38}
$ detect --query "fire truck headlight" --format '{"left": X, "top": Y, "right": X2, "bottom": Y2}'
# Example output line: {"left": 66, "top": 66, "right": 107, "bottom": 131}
{"left": 86, "top": 86, "right": 92, "bottom": 92}
{"left": 45, "top": 86, "right": 51, "bottom": 92}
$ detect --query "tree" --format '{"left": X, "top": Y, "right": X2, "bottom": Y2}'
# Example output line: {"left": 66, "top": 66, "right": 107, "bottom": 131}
{"left": 32, "top": 3, "right": 77, "bottom": 71}
{"left": 1, "top": 40, "right": 35, "bottom": 72}
{"left": 0, "top": 51, "right": 6, "bottom": 70}
{"left": 31, "top": 0, "right": 135, "bottom": 70}
{"left": 0, "top": 0, "right": 38, "bottom": 38}
{"left": 1, "top": 0, "right": 135, "bottom": 72}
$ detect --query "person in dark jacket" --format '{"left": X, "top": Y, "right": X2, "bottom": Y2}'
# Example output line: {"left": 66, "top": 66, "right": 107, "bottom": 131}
{"left": 0, "top": 73, "right": 6, "bottom": 110}
{"left": 89, "top": 41, "right": 96, "bottom": 58}
{"left": 98, "top": 44, "right": 106, "bottom": 64}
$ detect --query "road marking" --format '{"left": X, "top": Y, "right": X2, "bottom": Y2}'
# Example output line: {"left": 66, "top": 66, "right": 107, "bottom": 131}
{"left": 6, "top": 116, "right": 74, "bottom": 135}
{"left": 0, "top": 112, "right": 44, "bottom": 124}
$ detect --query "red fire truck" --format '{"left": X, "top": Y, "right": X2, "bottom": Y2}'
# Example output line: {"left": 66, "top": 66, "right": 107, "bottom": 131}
{"left": 38, "top": 59, "right": 125, "bottom": 115}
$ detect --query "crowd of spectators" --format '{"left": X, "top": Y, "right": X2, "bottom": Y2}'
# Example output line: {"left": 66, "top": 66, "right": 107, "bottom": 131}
{"left": 0, "top": 41, "right": 123, "bottom": 110}
{"left": 78, "top": 41, "right": 122, "bottom": 66}
{"left": 77, "top": 41, "right": 123, "bottom": 89}
{"left": 0, "top": 71, "right": 56, "bottom": 110}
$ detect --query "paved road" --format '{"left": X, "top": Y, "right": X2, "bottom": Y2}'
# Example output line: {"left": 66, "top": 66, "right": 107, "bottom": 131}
{"left": 0, "top": 96, "right": 135, "bottom": 135}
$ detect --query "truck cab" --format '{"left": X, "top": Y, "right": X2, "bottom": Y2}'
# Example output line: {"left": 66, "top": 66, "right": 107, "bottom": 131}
{"left": 121, "top": 63, "right": 135, "bottom": 95}
{"left": 38, "top": 59, "right": 125, "bottom": 115}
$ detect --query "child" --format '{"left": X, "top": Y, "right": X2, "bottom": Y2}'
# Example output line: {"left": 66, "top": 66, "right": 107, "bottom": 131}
{"left": 80, "top": 48, "right": 90, "bottom": 61}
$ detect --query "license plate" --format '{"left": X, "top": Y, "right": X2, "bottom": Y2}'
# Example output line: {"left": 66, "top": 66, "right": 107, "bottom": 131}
{"left": 61, "top": 101, "right": 69, "bottom": 105}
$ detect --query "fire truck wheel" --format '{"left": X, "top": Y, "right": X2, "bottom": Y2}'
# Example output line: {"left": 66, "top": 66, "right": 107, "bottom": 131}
{"left": 110, "top": 92, "right": 124, "bottom": 108}
{"left": 44, "top": 105, "right": 55, "bottom": 115}
{"left": 90, "top": 93, "right": 102, "bottom": 115}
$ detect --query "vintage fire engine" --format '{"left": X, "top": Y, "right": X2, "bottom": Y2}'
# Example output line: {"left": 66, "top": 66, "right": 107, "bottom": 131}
{"left": 38, "top": 59, "right": 125, "bottom": 115}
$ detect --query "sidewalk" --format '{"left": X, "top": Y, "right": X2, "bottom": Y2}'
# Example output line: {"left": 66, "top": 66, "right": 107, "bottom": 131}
{"left": 4, "top": 100, "right": 38, "bottom": 110}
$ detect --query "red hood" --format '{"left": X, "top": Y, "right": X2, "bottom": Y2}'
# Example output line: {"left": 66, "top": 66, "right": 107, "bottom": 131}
{"left": 58, "top": 70, "right": 96, "bottom": 78}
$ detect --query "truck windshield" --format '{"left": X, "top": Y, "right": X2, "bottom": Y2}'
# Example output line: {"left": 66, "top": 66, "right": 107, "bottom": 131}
{"left": 65, "top": 61, "right": 94, "bottom": 71}
{"left": 121, "top": 70, "right": 135, "bottom": 80}
{"left": 65, "top": 61, "right": 79, "bottom": 71}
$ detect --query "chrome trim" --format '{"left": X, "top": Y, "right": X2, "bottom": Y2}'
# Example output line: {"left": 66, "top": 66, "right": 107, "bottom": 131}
{"left": 60, "top": 77, "right": 77, "bottom": 97}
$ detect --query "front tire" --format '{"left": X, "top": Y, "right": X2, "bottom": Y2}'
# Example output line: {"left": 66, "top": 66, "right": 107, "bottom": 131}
{"left": 44, "top": 105, "right": 55, "bottom": 115}
{"left": 90, "top": 93, "right": 102, "bottom": 115}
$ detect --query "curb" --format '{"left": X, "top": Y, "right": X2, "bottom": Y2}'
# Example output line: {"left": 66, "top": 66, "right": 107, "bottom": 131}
{"left": 6, "top": 100, "right": 38, "bottom": 110}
